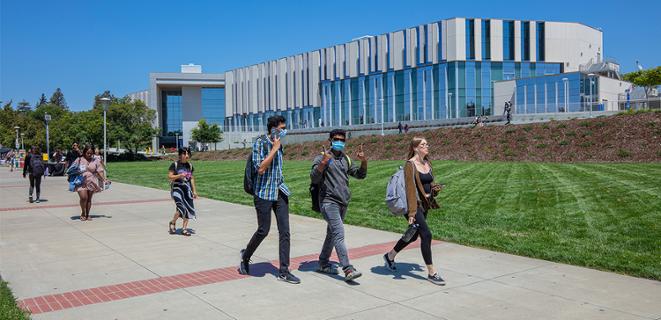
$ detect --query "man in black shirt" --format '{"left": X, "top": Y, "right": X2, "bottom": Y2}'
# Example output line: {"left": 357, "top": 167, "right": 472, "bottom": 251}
{"left": 65, "top": 142, "right": 80, "bottom": 170}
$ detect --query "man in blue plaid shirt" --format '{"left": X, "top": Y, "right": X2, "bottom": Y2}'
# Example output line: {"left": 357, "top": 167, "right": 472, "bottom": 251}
{"left": 239, "top": 115, "right": 301, "bottom": 284}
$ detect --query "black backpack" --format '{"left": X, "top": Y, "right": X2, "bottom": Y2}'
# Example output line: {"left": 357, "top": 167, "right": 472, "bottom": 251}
{"left": 243, "top": 136, "right": 266, "bottom": 195}
{"left": 30, "top": 154, "right": 45, "bottom": 177}
{"left": 310, "top": 154, "right": 351, "bottom": 212}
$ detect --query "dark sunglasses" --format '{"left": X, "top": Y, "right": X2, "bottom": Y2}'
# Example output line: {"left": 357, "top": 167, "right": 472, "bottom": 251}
{"left": 331, "top": 138, "right": 346, "bottom": 142}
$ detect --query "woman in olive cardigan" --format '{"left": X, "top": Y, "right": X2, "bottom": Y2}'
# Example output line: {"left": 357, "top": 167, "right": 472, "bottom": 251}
{"left": 383, "top": 137, "right": 445, "bottom": 285}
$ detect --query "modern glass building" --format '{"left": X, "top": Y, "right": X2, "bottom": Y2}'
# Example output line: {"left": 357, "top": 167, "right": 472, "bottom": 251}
{"left": 224, "top": 17, "right": 604, "bottom": 132}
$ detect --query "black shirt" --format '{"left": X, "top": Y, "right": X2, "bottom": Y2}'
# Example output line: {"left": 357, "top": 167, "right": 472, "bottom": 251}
{"left": 419, "top": 171, "right": 434, "bottom": 195}
{"left": 169, "top": 162, "right": 194, "bottom": 182}
{"left": 65, "top": 150, "right": 80, "bottom": 165}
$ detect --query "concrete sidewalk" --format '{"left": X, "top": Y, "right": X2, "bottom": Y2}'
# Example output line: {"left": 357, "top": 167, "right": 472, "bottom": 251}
{"left": 0, "top": 167, "right": 659, "bottom": 320}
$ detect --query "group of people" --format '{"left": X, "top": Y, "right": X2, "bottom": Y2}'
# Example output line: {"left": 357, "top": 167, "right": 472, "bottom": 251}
{"left": 18, "top": 142, "right": 110, "bottom": 221}
{"left": 167, "top": 115, "right": 445, "bottom": 286}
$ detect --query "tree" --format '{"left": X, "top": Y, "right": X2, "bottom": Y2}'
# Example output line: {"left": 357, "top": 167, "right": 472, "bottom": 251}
{"left": 36, "top": 93, "right": 48, "bottom": 107}
{"left": 49, "top": 88, "right": 67, "bottom": 109}
{"left": 106, "top": 99, "right": 158, "bottom": 154}
{"left": 623, "top": 66, "right": 661, "bottom": 100}
{"left": 191, "top": 119, "right": 223, "bottom": 150}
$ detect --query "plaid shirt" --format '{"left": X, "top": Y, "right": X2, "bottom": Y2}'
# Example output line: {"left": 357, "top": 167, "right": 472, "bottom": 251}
{"left": 252, "top": 135, "right": 290, "bottom": 201}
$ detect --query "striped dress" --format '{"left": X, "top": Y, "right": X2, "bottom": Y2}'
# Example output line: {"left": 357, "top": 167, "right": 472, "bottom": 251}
{"left": 169, "top": 161, "right": 196, "bottom": 220}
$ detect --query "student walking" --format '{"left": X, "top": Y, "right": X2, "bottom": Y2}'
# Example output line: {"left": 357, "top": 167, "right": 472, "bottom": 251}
{"left": 74, "top": 145, "right": 108, "bottom": 221}
{"left": 311, "top": 129, "right": 368, "bottom": 281}
{"left": 168, "top": 147, "right": 198, "bottom": 236}
{"left": 23, "top": 146, "right": 45, "bottom": 203}
{"left": 239, "top": 115, "right": 301, "bottom": 284}
{"left": 383, "top": 137, "right": 445, "bottom": 285}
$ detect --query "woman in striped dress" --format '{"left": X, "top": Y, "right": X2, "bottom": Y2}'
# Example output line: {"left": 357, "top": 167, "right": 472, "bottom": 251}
{"left": 168, "top": 147, "right": 198, "bottom": 236}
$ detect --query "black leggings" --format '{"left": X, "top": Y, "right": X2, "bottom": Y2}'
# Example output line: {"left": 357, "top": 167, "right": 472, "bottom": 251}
{"left": 29, "top": 174, "right": 42, "bottom": 198}
{"left": 393, "top": 207, "right": 433, "bottom": 265}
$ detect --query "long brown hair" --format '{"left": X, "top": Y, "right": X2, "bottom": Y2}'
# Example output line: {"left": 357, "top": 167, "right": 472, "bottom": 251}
{"left": 407, "top": 137, "right": 429, "bottom": 161}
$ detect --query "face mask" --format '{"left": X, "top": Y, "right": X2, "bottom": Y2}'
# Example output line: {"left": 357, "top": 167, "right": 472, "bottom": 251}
{"left": 270, "top": 128, "right": 288, "bottom": 139}
{"left": 331, "top": 141, "right": 345, "bottom": 151}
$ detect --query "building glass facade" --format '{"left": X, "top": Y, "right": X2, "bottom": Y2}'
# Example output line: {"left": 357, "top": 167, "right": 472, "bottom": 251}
{"left": 201, "top": 88, "right": 225, "bottom": 130}
{"left": 503, "top": 21, "right": 515, "bottom": 61}
{"left": 161, "top": 90, "right": 182, "bottom": 135}
{"left": 514, "top": 72, "right": 599, "bottom": 114}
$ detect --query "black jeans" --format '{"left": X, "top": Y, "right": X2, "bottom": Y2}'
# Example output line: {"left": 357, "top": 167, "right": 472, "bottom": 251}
{"left": 393, "top": 207, "right": 433, "bottom": 265}
{"left": 244, "top": 193, "right": 291, "bottom": 273}
{"left": 29, "top": 174, "right": 42, "bottom": 199}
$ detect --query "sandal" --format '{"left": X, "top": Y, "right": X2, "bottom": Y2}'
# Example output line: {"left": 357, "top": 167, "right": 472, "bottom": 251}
{"left": 168, "top": 221, "right": 176, "bottom": 234}
{"left": 80, "top": 215, "right": 86, "bottom": 221}
{"left": 181, "top": 229, "right": 191, "bottom": 237}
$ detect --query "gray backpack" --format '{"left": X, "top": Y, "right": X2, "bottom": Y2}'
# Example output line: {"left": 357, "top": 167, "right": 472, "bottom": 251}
{"left": 385, "top": 163, "right": 418, "bottom": 216}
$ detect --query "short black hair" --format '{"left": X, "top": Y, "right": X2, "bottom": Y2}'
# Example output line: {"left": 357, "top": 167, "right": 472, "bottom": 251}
{"left": 329, "top": 129, "right": 347, "bottom": 140}
{"left": 178, "top": 147, "right": 191, "bottom": 157}
{"left": 267, "top": 115, "right": 286, "bottom": 133}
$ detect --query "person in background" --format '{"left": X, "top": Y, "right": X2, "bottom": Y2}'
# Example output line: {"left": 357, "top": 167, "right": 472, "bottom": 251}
{"left": 23, "top": 146, "right": 45, "bottom": 203}
{"left": 74, "top": 145, "right": 108, "bottom": 221}
{"left": 65, "top": 142, "right": 80, "bottom": 171}
{"left": 167, "top": 147, "right": 198, "bottom": 236}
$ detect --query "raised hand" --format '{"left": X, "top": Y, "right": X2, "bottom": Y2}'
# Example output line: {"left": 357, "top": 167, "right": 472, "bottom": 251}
{"left": 356, "top": 144, "right": 366, "bottom": 161}
{"left": 272, "top": 135, "right": 281, "bottom": 151}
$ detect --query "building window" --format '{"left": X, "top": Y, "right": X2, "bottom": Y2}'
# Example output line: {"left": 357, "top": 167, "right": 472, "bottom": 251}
{"left": 161, "top": 90, "right": 182, "bottom": 135}
{"left": 522, "top": 21, "right": 530, "bottom": 61}
{"left": 465, "top": 19, "right": 475, "bottom": 60}
{"left": 536, "top": 22, "right": 545, "bottom": 61}
{"left": 482, "top": 20, "right": 491, "bottom": 60}
{"left": 201, "top": 88, "right": 225, "bottom": 130}
{"left": 503, "top": 21, "right": 515, "bottom": 60}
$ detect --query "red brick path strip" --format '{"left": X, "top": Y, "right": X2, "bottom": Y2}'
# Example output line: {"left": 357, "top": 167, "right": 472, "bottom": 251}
{"left": 0, "top": 198, "right": 172, "bottom": 212}
{"left": 17, "top": 239, "right": 439, "bottom": 315}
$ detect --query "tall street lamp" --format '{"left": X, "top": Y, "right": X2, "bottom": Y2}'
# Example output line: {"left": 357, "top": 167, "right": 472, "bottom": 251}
{"left": 14, "top": 126, "right": 20, "bottom": 149}
{"left": 45, "top": 113, "right": 51, "bottom": 161}
{"left": 448, "top": 92, "right": 454, "bottom": 118}
{"left": 562, "top": 78, "right": 569, "bottom": 112}
{"left": 99, "top": 97, "right": 111, "bottom": 166}
{"left": 587, "top": 73, "right": 596, "bottom": 116}
{"left": 20, "top": 133, "right": 25, "bottom": 150}
{"left": 380, "top": 97, "right": 385, "bottom": 136}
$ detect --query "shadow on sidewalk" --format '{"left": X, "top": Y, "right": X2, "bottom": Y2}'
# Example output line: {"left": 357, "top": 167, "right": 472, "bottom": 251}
{"left": 371, "top": 262, "right": 427, "bottom": 281}
{"left": 297, "top": 260, "right": 361, "bottom": 285}
{"left": 69, "top": 214, "right": 113, "bottom": 220}
{"left": 249, "top": 262, "right": 280, "bottom": 278}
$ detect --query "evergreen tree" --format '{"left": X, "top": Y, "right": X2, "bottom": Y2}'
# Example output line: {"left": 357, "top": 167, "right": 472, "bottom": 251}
{"left": 49, "top": 88, "right": 67, "bottom": 109}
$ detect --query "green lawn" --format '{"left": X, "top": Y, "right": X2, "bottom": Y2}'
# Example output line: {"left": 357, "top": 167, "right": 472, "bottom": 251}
{"left": 1, "top": 281, "right": 30, "bottom": 320}
{"left": 108, "top": 160, "right": 661, "bottom": 280}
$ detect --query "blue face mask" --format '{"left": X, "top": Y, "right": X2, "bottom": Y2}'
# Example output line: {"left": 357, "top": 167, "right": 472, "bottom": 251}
{"left": 331, "top": 141, "right": 345, "bottom": 151}
{"left": 271, "top": 128, "right": 288, "bottom": 139}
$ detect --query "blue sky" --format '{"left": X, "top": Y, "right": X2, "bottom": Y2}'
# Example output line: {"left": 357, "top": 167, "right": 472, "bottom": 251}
{"left": 1, "top": 0, "right": 659, "bottom": 111}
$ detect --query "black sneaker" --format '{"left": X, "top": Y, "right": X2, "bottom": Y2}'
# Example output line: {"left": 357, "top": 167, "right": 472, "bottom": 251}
{"left": 277, "top": 271, "right": 301, "bottom": 284}
{"left": 428, "top": 273, "right": 446, "bottom": 286}
{"left": 35, "top": 198, "right": 41, "bottom": 203}
{"left": 343, "top": 266, "right": 362, "bottom": 282}
{"left": 383, "top": 253, "right": 396, "bottom": 271}
{"left": 29, "top": 196, "right": 33, "bottom": 203}
{"left": 316, "top": 264, "right": 339, "bottom": 275}
{"left": 238, "top": 249, "right": 250, "bottom": 275}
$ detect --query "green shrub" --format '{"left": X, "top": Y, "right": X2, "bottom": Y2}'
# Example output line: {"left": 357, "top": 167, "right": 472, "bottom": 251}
{"left": 523, "top": 126, "right": 533, "bottom": 132}
{"left": 533, "top": 135, "right": 543, "bottom": 140}
{"left": 580, "top": 142, "right": 593, "bottom": 148}
{"left": 579, "top": 121, "right": 591, "bottom": 127}
{"left": 566, "top": 131, "right": 577, "bottom": 137}
{"left": 582, "top": 130, "right": 593, "bottom": 137}
{"left": 557, "top": 123, "right": 567, "bottom": 129}
{"left": 617, "top": 149, "right": 631, "bottom": 158}
{"left": 535, "top": 143, "right": 548, "bottom": 149}
{"left": 559, "top": 140, "right": 569, "bottom": 146}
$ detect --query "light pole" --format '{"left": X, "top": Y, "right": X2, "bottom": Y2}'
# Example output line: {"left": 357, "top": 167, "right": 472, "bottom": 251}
{"left": 587, "top": 73, "right": 596, "bottom": 116}
{"left": 380, "top": 97, "right": 385, "bottom": 136}
{"left": 448, "top": 92, "right": 454, "bottom": 118}
{"left": 562, "top": 78, "right": 569, "bottom": 113}
{"left": 45, "top": 113, "right": 51, "bottom": 161}
{"left": 175, "top": 132, "right": 180, "bottom": 150}
{"left": 99, "top": 97, "right": 111, "bottom": 166}
{"left": 20, "top": 133, "right": 25, "bottom": 150}
{"left": 14, "top": 126, "right": 20, "bottom": 149}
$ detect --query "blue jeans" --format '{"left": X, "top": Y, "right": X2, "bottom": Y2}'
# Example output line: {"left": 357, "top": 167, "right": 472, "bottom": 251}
{"left": 319, "top": 202, "right": 351, "bottom": 269}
